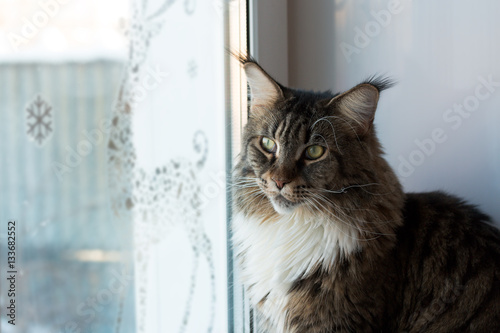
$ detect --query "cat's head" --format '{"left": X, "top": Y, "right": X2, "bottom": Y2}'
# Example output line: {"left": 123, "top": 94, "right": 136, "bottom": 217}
{"left": 234, "top": 55, "right": 403, "bottom": 221}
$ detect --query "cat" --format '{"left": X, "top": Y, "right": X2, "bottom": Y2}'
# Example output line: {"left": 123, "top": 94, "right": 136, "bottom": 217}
{"left": 231, "top": 54, "right": 500, "bottom": 333}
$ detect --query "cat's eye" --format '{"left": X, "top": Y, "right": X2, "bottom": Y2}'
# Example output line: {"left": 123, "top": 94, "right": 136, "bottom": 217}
{"left": 305, "top": 145, "right": 325, "bottom": 160}
{"left": 261, "top": 137, "right": 277, "bottom": 153}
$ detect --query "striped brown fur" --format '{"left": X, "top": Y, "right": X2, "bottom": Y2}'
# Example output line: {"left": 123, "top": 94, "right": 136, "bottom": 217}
{"left": 232, "top": 55, "right": 500, "bottom": 332}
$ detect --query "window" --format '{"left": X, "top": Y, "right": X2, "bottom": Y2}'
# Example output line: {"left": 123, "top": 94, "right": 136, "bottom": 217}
{"left": 0, "top": 0, "right": 248, "bottom": 332}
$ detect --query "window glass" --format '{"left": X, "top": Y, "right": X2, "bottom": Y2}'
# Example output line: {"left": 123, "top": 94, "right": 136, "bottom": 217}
{"left": 0, "top": 0, "right": 228, "bottom": 332}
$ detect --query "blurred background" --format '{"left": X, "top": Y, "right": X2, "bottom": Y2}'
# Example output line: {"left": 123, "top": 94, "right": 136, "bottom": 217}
{"left": 0, "top": 1, "right": 499, "bottom": 333}
{"left": 0, "top": 0, "right": 227, "bottom": 332}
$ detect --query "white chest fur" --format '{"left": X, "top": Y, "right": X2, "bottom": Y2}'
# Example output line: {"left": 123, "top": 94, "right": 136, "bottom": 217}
{"left": 232, "top": 210, "right": 360, "bottom": 332}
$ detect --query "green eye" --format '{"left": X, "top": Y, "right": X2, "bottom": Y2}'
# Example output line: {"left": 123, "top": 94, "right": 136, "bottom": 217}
{"left": 261, "top": 137, "right": 277, "bottom": 153}
{"left": 305, "top": 145, "right": 325, "bottom": 160}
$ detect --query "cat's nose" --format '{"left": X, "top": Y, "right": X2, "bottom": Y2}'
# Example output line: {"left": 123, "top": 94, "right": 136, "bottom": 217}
{"left": 272, "top": 178, "right": 290, "bottom": 190}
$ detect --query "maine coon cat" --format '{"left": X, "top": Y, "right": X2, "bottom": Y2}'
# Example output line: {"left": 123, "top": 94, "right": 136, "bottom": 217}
{"left": 232, "top": 54, "right": 500, "bottom": 333}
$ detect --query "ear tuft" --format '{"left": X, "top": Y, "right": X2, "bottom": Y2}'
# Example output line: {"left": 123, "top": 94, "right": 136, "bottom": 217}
{"left": 228, "top": 49, "right": 253, "bottom": 66}
{"left": 363, "top": 75, "right": 396, "bottom": 93}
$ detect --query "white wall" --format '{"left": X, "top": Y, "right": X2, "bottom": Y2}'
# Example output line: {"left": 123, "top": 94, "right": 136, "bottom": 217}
{"left": 285, "top": 0, "right": 500, "bottom": 223}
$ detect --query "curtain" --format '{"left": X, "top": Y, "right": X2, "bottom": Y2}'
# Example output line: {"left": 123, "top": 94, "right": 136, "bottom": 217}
{"left": 0, "top": 0, "right": 228, "bottom": 332}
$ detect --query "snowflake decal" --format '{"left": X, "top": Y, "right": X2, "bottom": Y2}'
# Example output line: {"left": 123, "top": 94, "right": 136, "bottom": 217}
{"left": 26, "top": 95, "right": 53, "bottom": 146}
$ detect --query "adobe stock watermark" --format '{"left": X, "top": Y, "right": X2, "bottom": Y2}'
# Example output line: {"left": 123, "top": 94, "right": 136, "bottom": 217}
{"left": 8, "top": 0, "right": 73, "bottom": 51}
{"left": 212, "top": 0, "right": 244, "bottom": 19}
{"left": 398, "top": 75, "right": 499, "bottom": 178}
{"left": 339, "top": 0, "right": 409, "bottom": 63}
{"left": 51, "top": 65, "right": 168, "bottom": 182}
{"left": 128, "top": 65, "right": 170, "bottom": 108}
{"left": 198, "top": 170, "right": 228, "bottom": 210}
{"left": 60, "top": 268, "right": 133, "bottom": 333}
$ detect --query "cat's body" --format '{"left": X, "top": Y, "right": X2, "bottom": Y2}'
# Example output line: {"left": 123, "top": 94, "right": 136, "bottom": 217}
{"left": 232, "top": 55, "right": 500, "bottom": 332}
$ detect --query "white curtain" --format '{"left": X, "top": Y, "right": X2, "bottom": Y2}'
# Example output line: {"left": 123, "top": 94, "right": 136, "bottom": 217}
{"left": 0, "top": 0, "right": 228, "bottom": 332}
{"left": 108, "top": 0, "right": 227, "bottom": 332}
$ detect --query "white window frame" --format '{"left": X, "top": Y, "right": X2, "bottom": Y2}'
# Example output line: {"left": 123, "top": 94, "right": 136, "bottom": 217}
{"left": 226, "top": 1, "right": 289, "bottom": 332}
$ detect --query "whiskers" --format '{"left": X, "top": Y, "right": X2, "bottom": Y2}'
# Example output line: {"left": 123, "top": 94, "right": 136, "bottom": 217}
{"left": 229, "top": 176, "right": 271, "bottom": 213}
{"left": 320, "top": 182, "right": 381, "bottom": 194}
{"left": 301, "top": 187, "right": 397, "bottom": 241}
{"left": 230, "top": 176, "right": 398, "bottom": 241}
{"left": 310, "top": 116, "right": 343, "bottom": 154}
{"left": 229, "top": 176, "right": 261, "bottom": 190}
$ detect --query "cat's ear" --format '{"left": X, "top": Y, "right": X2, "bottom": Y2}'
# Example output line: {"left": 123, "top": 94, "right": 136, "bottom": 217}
{"left": 243, "top": 62, "right": 283, "bottom": 114}
{"left": 324, "top": 78, "right": 393, "bottom": 135}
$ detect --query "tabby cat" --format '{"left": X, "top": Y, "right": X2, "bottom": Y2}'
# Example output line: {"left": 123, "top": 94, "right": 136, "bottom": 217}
{"left": 232, "top": 55, "right": 500, "bottom": 333}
